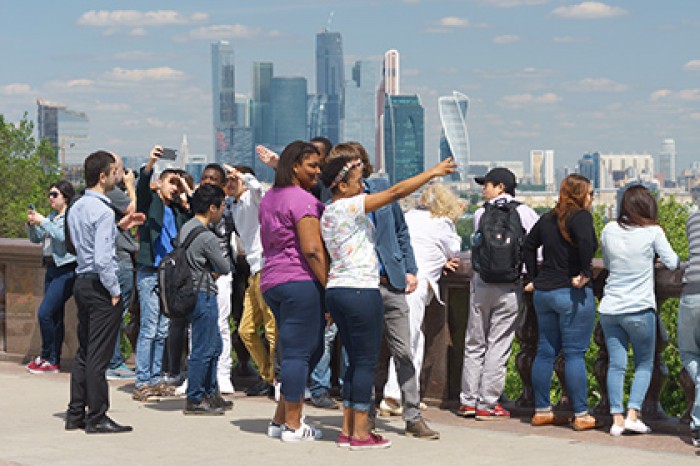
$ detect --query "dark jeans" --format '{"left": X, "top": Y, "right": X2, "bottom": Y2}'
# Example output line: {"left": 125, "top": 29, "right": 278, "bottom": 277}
{"left": 532, "top": 287, "right": 595, "bottom": 415}
{"left": 263, "top": 280, "right": 324, "bottom": 403}
{"left": 67, "top": 276, "right": 123, "bottom": 425}
{"left": 37, "top": 262, "right": 76, "bottom": 365}
{"left": 327, "top": 287, "right": 384, "bottom": 411}
{"left": 164, "top": 317, "right": 188, "bottom": 376}
{"left": 186, "top": 292, "right": 222, "bottom": 403}
{"left": 109, "top": 260, "right": 133, "bottom": 369}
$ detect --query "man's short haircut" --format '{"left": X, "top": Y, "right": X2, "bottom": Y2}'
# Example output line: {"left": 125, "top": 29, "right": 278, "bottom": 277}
{"left": 159, "top": 168, "right": 181, "bottom": 180}
{"left": 310, "top": 136, "right": 333, "bottom": 158}
{"left": 190, "top": 184, "right": 225, "bottom": 215}
{"left": 84, "top": 150, "right": 116, "bottom": 188}
{"left": 203, "top": 163, "right": 226, "bottom": 183}
{"left": 233, "top": 165, "right": 255, "bottom": 177}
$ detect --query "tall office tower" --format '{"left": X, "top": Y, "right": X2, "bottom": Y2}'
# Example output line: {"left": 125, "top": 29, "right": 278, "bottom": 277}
{"left": 307, "top": 94, "right": 328, "bottom": 140}
{"left": 375, "top": 49, "right": 400, "bottom": 172}
{"left": 212, "top": 40, "right": 235, "bottom": 165}
{"left": 344, "top": 60, "right": 377, "bottom": 163}
{"left": 438, "top": 91, "right": 470, "bottom": 181}
{"left": 657, "top": 138, "right": 677, "bottom": 185}
{"left": 271, "top": 77, "right": 308, "bottom": 147}
{"left": 37, "top": 99, "right": 89, "bottom": 182}
{"left": 384, "top": 94, "right": 424, "bottom": 184}
{"left": 529, "top": 149, "right": 554, "bottom": 188}
{"left": 251, "top": 62, "right": 273, "bottom": 146}
{"left": 577, "top": 152, "right": 601, "bottom": 189}
{"left": 314, "top": 29, "right": 344, "bottom": 143}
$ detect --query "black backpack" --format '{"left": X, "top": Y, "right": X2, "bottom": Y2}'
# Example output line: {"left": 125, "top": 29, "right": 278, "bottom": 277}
{"left": 157, "top": 225, "right": 208, "bottom": 319}
{"left": 471, "top": 199, "right": 525, "bottom": 283}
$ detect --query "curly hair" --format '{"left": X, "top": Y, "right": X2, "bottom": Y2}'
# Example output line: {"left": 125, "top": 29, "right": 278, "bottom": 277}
{"left": 419, "top": 183, "right": 466, "bottom": 223}
{"left": 553, "top": 173, "right": 592, "bottom": 244}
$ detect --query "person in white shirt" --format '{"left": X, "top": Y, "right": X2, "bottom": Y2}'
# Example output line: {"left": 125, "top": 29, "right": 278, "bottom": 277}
{"left": 382, "top": 183, "right": 464, "bottom": 413}
{"left": 599, "top": 185, "right": 679, "bottom": 436}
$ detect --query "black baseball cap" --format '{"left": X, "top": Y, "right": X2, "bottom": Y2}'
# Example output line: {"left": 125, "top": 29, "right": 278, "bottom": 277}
{"left": 475, "top": 167, "right": 517, "bottom": 194}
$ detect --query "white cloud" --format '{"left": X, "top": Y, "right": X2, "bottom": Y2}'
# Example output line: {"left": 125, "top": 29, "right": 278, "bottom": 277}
{"left": 438, "top": 16, "right": 470, "bottom": 27}
{"left": 0, "top": 83, "right": 35, "bottom": 95}
{"left": 498, "top": 92, "right": 562, "bottom": 108}
{"left": 650, "top": 89, "right": 672, "bottom": 101}
{"left": 650, "top": 88, "right": 700, "bottom": 102}
{"left": 678, "top": 89, "right": 700, "bottom": 101}
{"left": 78, "top": 10, "right": 208, "bottom": 27}
{"left": 562, "top": 78, "right": 628, "bottom": 92}
{"left": 683, "top": 60, "right": 700, "bottom": 71}
{"left": 103, "top": 67, "right": 186, "bottom": 82}
{"left": 145, "top": 117, "right": 178, "bottom": 129}
{"left": 178, "top": 24, "right": 282, "bottom": 41}
{"left": 690, "top": 113, "right": 700, "bottom": 121}
{"left": 129, "top": 28, "right": 148, "bottom": 37}
{"left": 551, "top": 2, "right": 627, "bottom": 20}
{"left": 493, "top": 34, "right": 522, "bottom": 44}
{"left": 480, "top": 0, "right": 549, "bottom": 6}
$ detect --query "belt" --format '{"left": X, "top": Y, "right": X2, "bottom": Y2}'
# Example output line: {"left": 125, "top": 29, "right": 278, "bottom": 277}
{"left": 77, "top": 272, "right": 100, "bottom": 280}
{"left": 379, "top": 276, "right": 389, "bottom": 286}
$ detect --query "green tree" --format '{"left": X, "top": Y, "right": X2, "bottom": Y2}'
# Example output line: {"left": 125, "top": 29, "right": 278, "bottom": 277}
{"left": 0, "top": 113, "right": 59, "bottom": 237}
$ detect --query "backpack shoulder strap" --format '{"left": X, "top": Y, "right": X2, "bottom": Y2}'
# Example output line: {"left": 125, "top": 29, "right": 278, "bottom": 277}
{"left": 179, "top": 225, "right": 208, "bottom": 250}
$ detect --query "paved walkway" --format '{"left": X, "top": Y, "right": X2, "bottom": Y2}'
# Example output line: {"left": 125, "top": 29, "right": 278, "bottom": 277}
{"left": 0, "top": 360, "right": 698, "bottom": 465}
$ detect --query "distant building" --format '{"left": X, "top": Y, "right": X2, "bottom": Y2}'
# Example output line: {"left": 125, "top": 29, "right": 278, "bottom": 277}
{"left": 185, "top": 154, "right": 209, "bottom": 184}
{"left": 577, "top": 151, "right": 654, "bottom": 190}
{"left": 555, "top": 166, "right": 571, "bottom": 190}
{"left": 271, "top": 77, "right": 308, "bottom": 147}
{"left": 577, "top": 152, "right": 601, "bottom": 188}
{"left": 251, "top": 62, "right": 274, "bottom": 147}
{"left": 314, "top": 29, "right": 344, "bottom": 144}
{"left": 656, "top": 138, "right": 676, "bottom": 185}
{"left": 384, "top": 94, "right": 424, "bottom": 184}
{"left": 529, "top": 149, "right": 555, "bottom": 190}
{"left": 211, "top": 41, "right": 235, "bottom": 165}
{"left": 344, "top": 60, "right": 377, "bottom": 163}
{"left": 438, "top": 91, "right": 470, "bottom": 181}
{"left": 36, "top": 99, "right": 89, "bottom": 183}
{"left": 375, "top": 49, "right": 400, "bottom": 172}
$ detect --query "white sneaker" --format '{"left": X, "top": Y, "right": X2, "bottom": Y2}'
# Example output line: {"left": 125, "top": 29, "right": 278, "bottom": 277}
{"left": 624, "top": 418, "right": 651, "bottom": 434}
{"left": 609, "top": 424, "right": 625, "bottom": 436}
{"left": 274, "top": 380, "right": 281, "bottom": 402}
{"left": 218, "top": 379, "right": 235, "bottom": 395}
{"left": 267, "top": 421, "right": 283, "bottom": 438}
{"left": 304, "top": 387, "right": 312, "bottom": 400}
{"left": 175, "top": 380, "right": 187, "bottom": 396}
{"left": 280, "top": 422, "right": 322, "bottom": 442}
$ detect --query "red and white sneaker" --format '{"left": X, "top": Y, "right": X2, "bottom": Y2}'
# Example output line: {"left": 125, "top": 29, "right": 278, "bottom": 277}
{"left": 337, "top": 433, "right": 351, "bottom": 447}
{"left": 28, "top": 360, "right": 59, "bottom": 374}
{"left": 25, "top": 356, "right": 44, "bottom": 372}
{"left": 349, "top": 433, "right": 391, "bottom": 450}
{"left": 456, "top": 404, "right": 476, "bottom": 417}
{"left": 475, "top": 403, "right": 510, "bottom": 420}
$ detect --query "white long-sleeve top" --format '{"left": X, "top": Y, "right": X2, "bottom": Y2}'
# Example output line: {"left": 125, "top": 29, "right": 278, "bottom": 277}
{"left": 231, "top": 173, "right": 265, "bottom": 275}
{"left": 599, "top": 221, "right": 679, "bottom": 315}
{"left": 405, "top": 208, "right": 461, "bottom": 303}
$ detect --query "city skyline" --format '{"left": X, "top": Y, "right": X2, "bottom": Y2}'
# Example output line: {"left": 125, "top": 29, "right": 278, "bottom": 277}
{"left": 2, "top": 1, "right": 699, "bottom": 172}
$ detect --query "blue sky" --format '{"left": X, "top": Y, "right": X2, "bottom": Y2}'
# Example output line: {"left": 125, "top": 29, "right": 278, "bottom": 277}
{"left": 1, "top": 0, "right": 699, "bottom": 172}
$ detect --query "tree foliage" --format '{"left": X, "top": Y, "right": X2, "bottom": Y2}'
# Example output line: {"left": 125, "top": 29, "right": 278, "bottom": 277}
{"left": 0, "top": 113, "right": 59, "bottom": 238}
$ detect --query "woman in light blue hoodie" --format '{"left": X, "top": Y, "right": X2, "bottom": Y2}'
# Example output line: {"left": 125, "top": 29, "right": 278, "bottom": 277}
{"left": 599, "top": 185, "right": 679, "bottom": 436}
{"left": 26, "top": 180, "right": 76, "bottom": 374}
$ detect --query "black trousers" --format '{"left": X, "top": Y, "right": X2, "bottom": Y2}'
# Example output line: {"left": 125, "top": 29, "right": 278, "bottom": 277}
{"left": 67, "top": 276, "right": 122, "bottom": 425}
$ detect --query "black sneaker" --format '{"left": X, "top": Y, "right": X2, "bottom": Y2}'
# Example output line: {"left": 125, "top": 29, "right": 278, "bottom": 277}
{"left": 183, "top": 398, "right": 225, "bottom": 416}
{"left": 245, "top": 380, "right": 272, "bottom": 397}
{"left": 692, "top": 429, "right": 700, "bottom": 447}
{"left": 206, "top": 393, "right": 234, "bottom": 411}
{"left": 310, "top": 392, "right": 339, "bottom": 410}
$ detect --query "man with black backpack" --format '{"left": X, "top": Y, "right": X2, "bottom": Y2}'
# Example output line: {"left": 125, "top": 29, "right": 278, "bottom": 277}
{"left": 458, "top": 167, "right": 539, "bottom": 420}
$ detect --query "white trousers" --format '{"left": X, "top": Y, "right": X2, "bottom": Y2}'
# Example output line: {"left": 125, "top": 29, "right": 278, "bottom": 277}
{"left": 384, "top": 279, "right": 433, "bottom": 401}
{"left": 216, "top": 273, "right": 234, "bottom": 393}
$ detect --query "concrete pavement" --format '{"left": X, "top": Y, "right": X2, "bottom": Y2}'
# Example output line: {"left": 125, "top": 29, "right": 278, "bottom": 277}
{"left": 0, "top": 360, "right": 698, "bottom": 465}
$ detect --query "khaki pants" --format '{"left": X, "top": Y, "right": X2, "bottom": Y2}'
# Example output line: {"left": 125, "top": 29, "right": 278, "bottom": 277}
{"left": 238, "top": 272, "right": 277, "bottom": 383}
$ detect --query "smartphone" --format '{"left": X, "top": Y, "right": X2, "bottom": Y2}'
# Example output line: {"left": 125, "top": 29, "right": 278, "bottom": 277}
{"left": 28, "top": 203, "right": 35, "bottom": 211}
{"left": 160, "top": 148, "right": 178, "bottom": 160}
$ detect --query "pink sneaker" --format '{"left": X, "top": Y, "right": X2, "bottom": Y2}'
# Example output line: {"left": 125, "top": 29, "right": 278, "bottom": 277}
{"left": 28, "top": 360, "right": 59, "bottom": 374}
{"left": 349, "top": 433, "right": 391, "bottom": 450}
{"left": 337, "top": 433, "right": 351, "bottom": 447}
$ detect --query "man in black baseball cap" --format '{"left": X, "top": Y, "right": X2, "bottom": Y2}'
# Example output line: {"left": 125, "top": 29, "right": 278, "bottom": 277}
{"left": 474, "top": 167, "right": 517, "bottom": 196}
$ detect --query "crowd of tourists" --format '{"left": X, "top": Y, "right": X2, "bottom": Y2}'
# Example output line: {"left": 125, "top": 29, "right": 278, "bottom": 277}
{"left": 23, "top": 138, "right": 700, "bottom": 449}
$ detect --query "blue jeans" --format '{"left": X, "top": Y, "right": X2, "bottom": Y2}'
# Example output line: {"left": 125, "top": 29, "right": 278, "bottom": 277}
{"left": 532, "top": 287, "right": 595, "bottom": 415}
{"left": 109, "top": 261, "right": 134, "bottom": 369}
{"left": 327, "top": 287, "right": 384, "bottom": 412}
{"left": 679, "top": 292, "right": 700, "bottom": 429}
{"left": 135, "top": 270, "right": 169, "bottom": 388}
{"left": 37, "top": 263, "right": 76, "bottom": 365}
{"left": 310, "top": 323, "right": 338, "bottom": 397}
{"left": 186, "top": 292, "right": 222, "bottom": 403}
{"left": 600, "top": 308, "right": 656, "bottom": 414}
{"left": 263, "top": 281, "right": 324, "bottom": 403}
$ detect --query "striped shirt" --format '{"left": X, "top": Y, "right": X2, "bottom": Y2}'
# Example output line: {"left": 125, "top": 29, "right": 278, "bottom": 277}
{"left": 683, "top": 210, "right": 700, "bottom": 296}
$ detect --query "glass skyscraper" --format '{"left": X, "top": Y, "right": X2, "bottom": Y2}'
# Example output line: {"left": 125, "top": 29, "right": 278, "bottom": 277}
{"left": 657, "top": 138, "right": 676, "bottom": 184}
{"left": 37, "top": 99, "right": 89, "bottom": 181}
{"left": 314, "top": 30, "right": 344, "bottom": 144}
{"left": 271, "top": 77, "right": 308, "bottom": 146}
{"left": 251, "top": 62, "right": 273, "bottom": 147}
{"left": 344, "top": 60, "right": 377, "bottom": 164}
{"left": 384, "top": 95, "right": 424, "bottom": 184}
{"left": 211, "top": 40, "right": 235, "bottom": 165}
{"left": 438, "top": 91, "right": 470, "bottom": 181}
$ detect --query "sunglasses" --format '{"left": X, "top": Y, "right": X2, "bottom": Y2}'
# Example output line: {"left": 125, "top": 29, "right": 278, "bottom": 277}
{"left": 48, "top": 191, "right": 62, "bottom": 199}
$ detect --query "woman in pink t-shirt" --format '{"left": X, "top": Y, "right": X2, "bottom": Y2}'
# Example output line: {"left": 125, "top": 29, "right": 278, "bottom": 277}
{"left": 258, "top": 141, "right": 328, "bottom": 442}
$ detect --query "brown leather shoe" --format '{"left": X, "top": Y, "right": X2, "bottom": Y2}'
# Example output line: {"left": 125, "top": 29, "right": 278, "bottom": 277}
{"left": 405, "top": 419, "right": 440, "bottom": 440}
{"left": 573, "top": 414, "right": 602, "bottom": 431}
{"left": 531, "top": 412, "right": 571, "bottom": 426}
